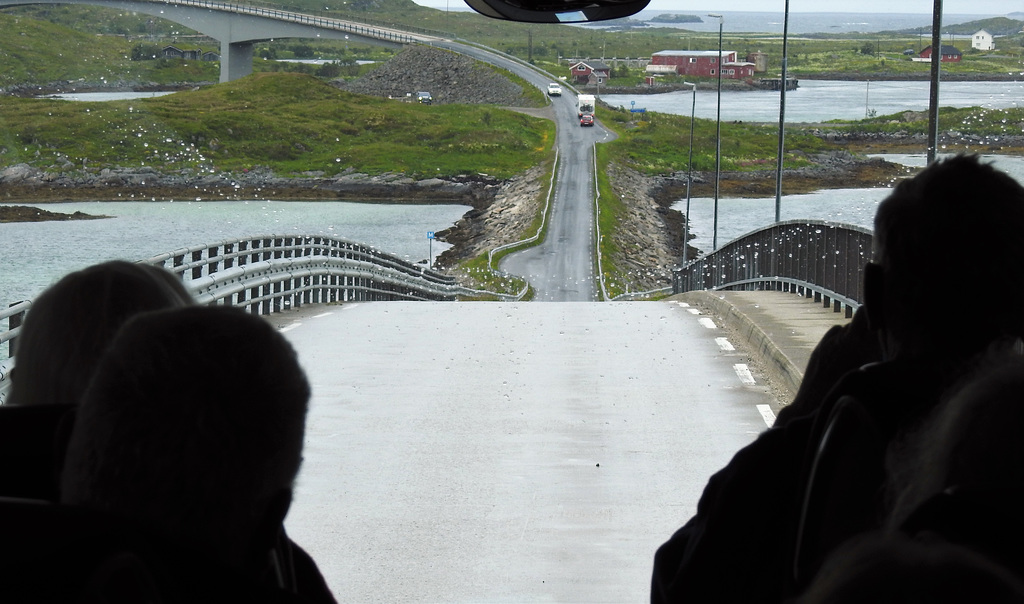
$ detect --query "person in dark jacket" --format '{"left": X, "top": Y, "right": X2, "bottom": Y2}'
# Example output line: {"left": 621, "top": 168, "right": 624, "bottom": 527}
{"left": 651, "top": 155, "right": 1024, "bottom": 603}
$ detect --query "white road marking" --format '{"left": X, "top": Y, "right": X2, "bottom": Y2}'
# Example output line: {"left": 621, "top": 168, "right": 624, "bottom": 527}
{"left": 757, "top": 404, "right": 777, "bottom": 428}
{"left": 314, "top": 312, "right": 334, "bottom": 318}
{"left": 715, "top": 337, "right": 735, "bottom": 351}
{"left": 733, "top": 364, "right": 756, "bottom": 385}
{"left": 675, "top": 302, "right": 690, "bottom": 308}
{"left": 281, "top": 323, "right": 301, "bottom": 333}
{"left": 698, "top": 317, "right": 717, "bottom": 329}
{"left": 687, "top": 308, "right": 701, "bottom": 315}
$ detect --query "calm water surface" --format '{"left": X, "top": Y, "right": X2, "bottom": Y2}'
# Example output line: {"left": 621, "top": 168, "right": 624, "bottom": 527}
{"left": 679, "top": 153, "right": 1024, "bottom": 254}
{"left": 603, "top": 80, "right": 1024, "bottom": 124}
{"left": 0, "top": 200, "right": 468, "bottom": 305}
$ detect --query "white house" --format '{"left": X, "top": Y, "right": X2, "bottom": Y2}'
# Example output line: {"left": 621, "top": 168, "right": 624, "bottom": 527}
{"left": 972, "top": 30, "right": 994, "bottom": 51}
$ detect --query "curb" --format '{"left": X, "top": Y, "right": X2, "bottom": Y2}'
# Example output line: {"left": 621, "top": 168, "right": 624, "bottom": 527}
{"left": 671, "top": 291, "right": 803, "bottom": 404}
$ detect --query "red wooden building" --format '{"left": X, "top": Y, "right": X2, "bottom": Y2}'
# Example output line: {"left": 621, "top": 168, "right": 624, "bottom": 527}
{"left": 918, "top": 45, "right": 962, "bottom": 62}
{"left": 646, "top": 50, "right": 755, "bottom": 79}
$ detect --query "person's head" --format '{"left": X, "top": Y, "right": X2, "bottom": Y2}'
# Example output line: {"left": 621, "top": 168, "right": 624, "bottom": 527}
{"left": 60, "top": 306, "right": 310, "bottom": 574}
{"left": 9, "top": 261, "right": 193, "bottom": 406}
{"left": 864, "top": 155, "right": 1024, "bottom": 361}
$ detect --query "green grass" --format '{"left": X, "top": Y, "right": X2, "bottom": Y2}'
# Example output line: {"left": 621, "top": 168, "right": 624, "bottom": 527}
{"left": 831, "top": 106, "right": 1024, "bottom": 140}
{"left": 597, "top": 103, "right": 832, "bottom": 175}
{"left": 594, "top": 142, "right": 627, "bottom": 300}
{"left": 0, "top": 72, "right": 554, "bottom": 178}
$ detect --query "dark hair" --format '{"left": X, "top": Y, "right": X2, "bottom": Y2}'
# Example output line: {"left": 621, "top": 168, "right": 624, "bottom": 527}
{"left": 873, "top": 155, "right": 1024, "bottom": 356}
{"left": 60, "top": 306, "right": 310, "bottom": 569}
{"left": 9, "top": 261, "right": 193, "bottom": 406}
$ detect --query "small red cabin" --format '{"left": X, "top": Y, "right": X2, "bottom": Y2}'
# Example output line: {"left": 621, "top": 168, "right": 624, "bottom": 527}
{"left": 918, "top": 45, "right": 962, "bottom": 62}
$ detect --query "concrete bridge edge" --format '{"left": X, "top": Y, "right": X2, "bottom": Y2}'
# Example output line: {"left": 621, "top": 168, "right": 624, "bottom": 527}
{"left": 668, "top": 290, "right": 804, "bottom": 410}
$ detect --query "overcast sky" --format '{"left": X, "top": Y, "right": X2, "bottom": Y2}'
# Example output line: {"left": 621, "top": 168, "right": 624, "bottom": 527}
{"left": 411, "top": 1, "right": 1021, "bottom": 15}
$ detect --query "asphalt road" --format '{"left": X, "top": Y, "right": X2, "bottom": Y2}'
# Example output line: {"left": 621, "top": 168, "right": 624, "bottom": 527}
{"left": 279, "top": 301, "right": 776, "bottom": 603}
{"left": 437, "top": 41, "right": 613, "bottom": 301}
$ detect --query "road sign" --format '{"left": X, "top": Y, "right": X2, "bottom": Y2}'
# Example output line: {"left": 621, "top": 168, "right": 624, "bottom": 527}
{"left": 427, "top": 231, "right": 435, "bottom": 239}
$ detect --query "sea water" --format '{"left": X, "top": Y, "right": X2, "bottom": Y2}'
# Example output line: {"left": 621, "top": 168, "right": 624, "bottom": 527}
{"left": 678, "top": 154, "right": 1024, "bottom": 254}
{"left": 603, "top": 80, "right": 1024, "bottom": 124}
{"left": 0, "top": 200, "right": 469, "bottom": 305}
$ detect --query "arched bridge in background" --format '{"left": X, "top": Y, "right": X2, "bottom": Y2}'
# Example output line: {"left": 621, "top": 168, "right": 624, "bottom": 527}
{"left": 0, "top": 0, "right": 440, "bottom": 81}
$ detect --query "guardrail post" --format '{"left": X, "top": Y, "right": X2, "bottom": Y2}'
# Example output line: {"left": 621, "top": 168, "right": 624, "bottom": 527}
{"left": 192, "top": 250, "right": 203, "bottom": 280}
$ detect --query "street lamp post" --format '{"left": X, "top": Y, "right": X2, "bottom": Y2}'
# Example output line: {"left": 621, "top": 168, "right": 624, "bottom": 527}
{"left": 708, "top": 13, "right": 723, "bottom": 250}
{"left": 682, "top": 81, "right": 697, "bottom": 265}
{"left": 774, "top": 0, "right": 790, "bottom": 222}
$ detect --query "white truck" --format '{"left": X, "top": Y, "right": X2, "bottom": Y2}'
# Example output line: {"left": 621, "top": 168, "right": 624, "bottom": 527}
{"left": 577, "top": 94, "right": 595, "bottom": 118}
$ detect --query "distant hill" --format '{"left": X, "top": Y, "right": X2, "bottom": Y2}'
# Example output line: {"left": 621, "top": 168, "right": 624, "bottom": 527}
{"left": 891, "top": 16, "right": 1024, "bottom": 36}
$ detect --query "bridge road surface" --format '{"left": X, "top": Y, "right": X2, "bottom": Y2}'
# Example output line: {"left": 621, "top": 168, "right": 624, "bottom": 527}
{"left": 279, "top": 301, "right": 777, "bottom": 603}
{"left": 438, "top": 40, "right": 614, "bottom": 301}
{"left": 497, "top": 103, "right": 613, "bottom": 302}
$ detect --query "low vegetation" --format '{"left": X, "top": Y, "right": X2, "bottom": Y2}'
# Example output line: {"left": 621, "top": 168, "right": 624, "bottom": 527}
{"left": 835, "top": 106, "right": 1024, "bottom": 138}
{"left": 597, "top": 103, "right": 833, "bottom": 175}
{"left": 0, "top": 72, "right": 553, "bottom": 178}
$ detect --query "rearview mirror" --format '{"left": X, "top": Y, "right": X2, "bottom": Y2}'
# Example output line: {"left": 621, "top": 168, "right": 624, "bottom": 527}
{"left": 462, "top": 0, "right": 650, "bottom": 23}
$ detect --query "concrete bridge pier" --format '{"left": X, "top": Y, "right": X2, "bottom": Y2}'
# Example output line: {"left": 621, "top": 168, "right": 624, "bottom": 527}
{"left": 221, "top": 41, "right": 254, "bottom": 83}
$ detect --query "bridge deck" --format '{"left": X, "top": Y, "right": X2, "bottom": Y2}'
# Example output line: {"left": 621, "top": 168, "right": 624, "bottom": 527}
{"left": 276, "top": 301, "right": 779, "bottom": 602}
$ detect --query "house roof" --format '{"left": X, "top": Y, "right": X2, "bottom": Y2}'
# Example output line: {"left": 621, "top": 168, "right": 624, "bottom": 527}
{"left": 653, "top": 50, "right": 735, "bottom": 58}
{"left": 570, "top": 60, "right": 611, "bottom": 71}
{"left": 973, "top": 29, "right": 991, "bottom": 36}
{"left": 921, "top": 45, "right": 962, "bottom": 56}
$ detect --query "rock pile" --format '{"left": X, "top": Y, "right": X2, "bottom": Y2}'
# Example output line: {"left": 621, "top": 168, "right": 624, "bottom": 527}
{"left": 335, "top": 45, "right": 538, "bottom": 107}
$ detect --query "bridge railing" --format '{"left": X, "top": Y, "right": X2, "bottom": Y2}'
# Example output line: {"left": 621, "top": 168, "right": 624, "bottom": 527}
{"left": 0, "top": 234, "right": 510, "bottom": 403}
{"left": 672, "top": 220, "right": 874, "bottom": 316}
{"left": 145, "top": 234, "right": 503, "bottom": 307}
{"left": 164, "top": 0, "right": 422, "bottom": 43}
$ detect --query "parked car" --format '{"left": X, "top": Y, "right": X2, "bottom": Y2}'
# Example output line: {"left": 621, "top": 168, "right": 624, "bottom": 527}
{"left": 416, "top": 91, "right": 433, "bottom": 105}
{"left": 580, "top": 114, "right": 594, "bottom": 127}
{"left": 547, "top": 82, "right": 562, "bottom": 96}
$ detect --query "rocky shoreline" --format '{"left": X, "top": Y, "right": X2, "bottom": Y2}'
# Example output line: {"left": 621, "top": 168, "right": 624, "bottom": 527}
{"left": 0, "top": 153, "right": 911, "bottom": 294}
{"left": 0, "top": 163, "right": 499, "bottom": 205}
{"left": 0, "top": 204, "right": 110, "bottom": 223}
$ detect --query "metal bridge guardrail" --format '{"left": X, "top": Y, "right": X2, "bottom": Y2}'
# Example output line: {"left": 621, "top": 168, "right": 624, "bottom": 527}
{"left": 672, "top": 220, "right": 874, "bottom": 316}
{"left": 0, "top": 234, "right": 513, "bottom": 402}
{"left": 144, "top": 234, "right": 508, "bottom": 307}
{"left": 159, "top": 0, "right": 425, "bottom": 44}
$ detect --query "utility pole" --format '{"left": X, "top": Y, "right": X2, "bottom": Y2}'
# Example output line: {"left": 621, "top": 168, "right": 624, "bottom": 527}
{"left": 708, "top": 13, "right": 723, "bottom": 250}
{"left": 774, "top": 0, "right": 790, "bottom": 223}
{"left": 927, "top": 0, "right": 942, "bottom": 164}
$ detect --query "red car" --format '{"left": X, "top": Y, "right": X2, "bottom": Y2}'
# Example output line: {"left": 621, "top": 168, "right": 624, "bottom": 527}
{"left": 580, "top": 114, "right": 594, "bottom": 127}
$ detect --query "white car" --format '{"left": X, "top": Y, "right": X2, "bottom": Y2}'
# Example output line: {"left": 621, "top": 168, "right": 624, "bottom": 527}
{"left": 547, "top": 82, "right": 562, "bottom": 96}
